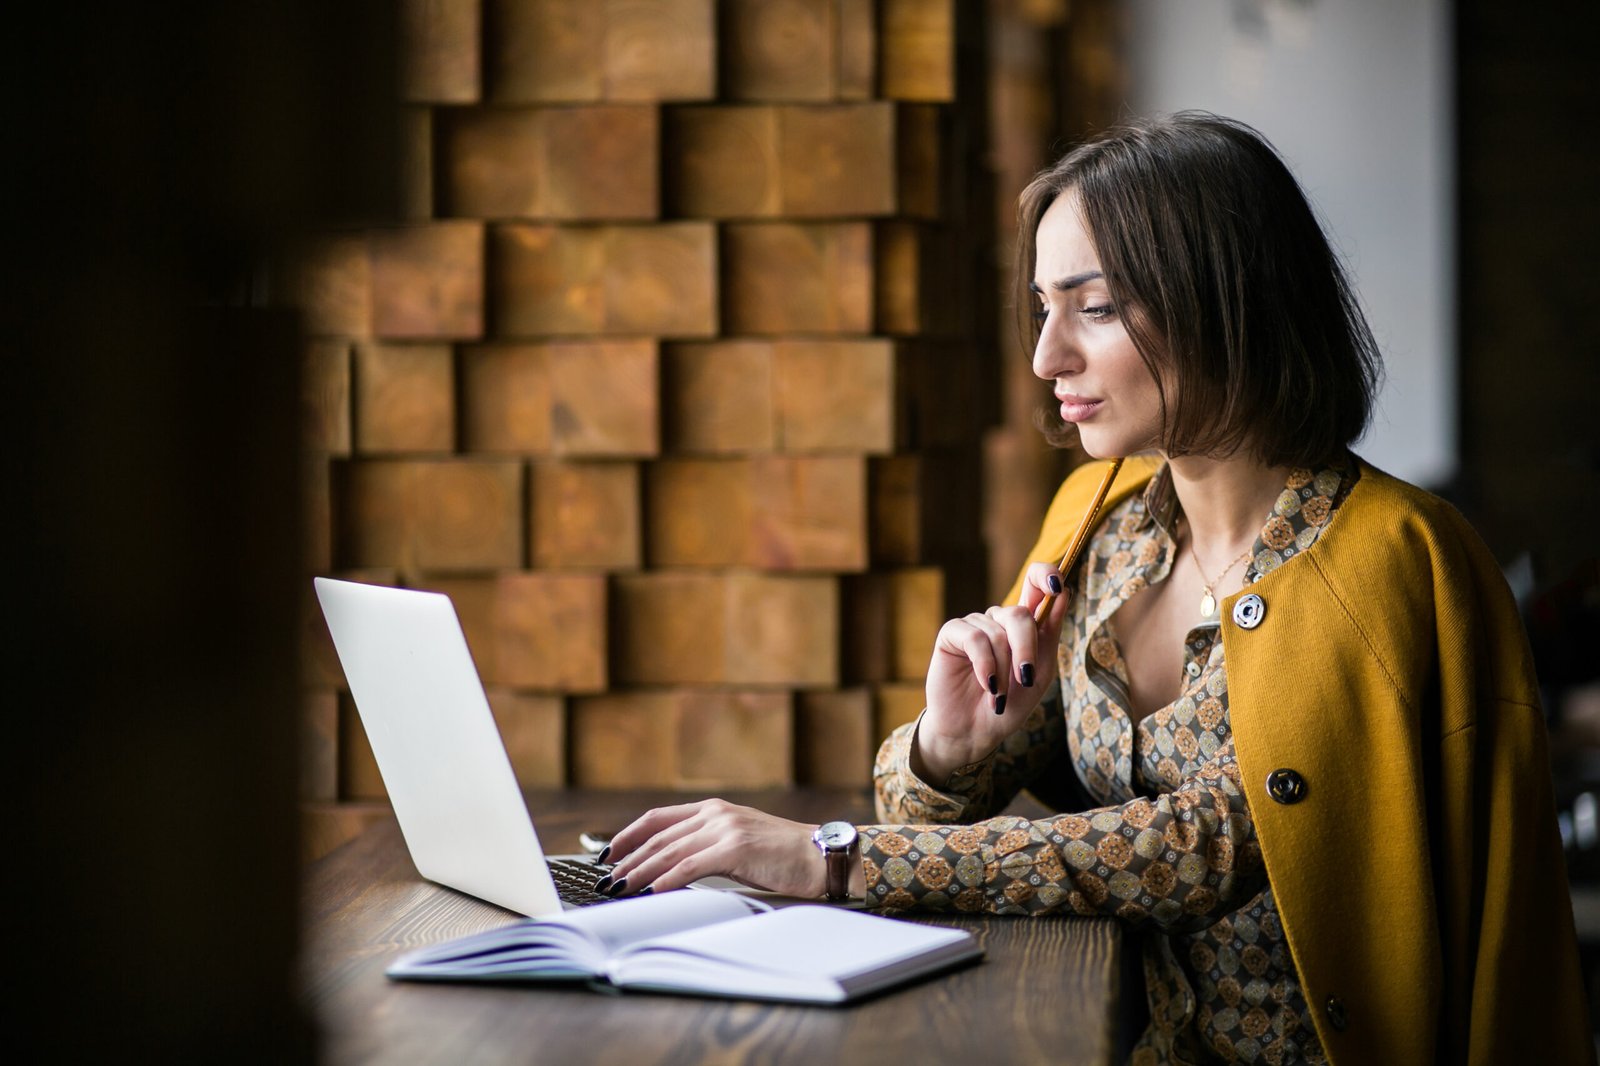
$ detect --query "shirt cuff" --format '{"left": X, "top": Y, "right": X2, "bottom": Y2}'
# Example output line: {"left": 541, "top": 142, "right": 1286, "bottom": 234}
{"left": 897, "top": 710, "right": 994, "bottom": 815}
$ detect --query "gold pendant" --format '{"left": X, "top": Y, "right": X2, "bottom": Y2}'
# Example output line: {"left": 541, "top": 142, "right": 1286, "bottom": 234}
{"left": 1200, "top": 589, "right": 1217, "bottom": 619}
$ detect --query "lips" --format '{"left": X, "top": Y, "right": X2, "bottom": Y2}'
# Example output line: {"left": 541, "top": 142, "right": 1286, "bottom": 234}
{"left": 1056, "top": 392, "right": 1103, "bottom": 423}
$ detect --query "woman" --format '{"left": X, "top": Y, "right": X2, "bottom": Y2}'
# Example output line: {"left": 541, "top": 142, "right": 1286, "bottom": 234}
{"left": 602, "top": 114, "right": 1590, "bottom": 1064}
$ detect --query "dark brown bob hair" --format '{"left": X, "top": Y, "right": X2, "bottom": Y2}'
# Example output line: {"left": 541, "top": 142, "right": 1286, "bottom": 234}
{"left": 1017, "top": 112, "right": 1382, "bottom": 468}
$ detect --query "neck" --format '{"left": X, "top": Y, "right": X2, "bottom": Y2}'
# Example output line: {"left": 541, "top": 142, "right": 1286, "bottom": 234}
{"left": 1164, "top": 453, "right": 1290, "bottom": 563}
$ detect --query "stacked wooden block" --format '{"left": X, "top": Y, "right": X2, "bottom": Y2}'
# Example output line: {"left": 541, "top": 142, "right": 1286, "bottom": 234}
{"left": 294, "top": 0, "right": 993, "bottom": 854}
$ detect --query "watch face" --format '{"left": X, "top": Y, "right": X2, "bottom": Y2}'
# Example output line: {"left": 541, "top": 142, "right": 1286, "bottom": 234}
{"left": 815, "top": 820, "right": 857, "bottom": 849}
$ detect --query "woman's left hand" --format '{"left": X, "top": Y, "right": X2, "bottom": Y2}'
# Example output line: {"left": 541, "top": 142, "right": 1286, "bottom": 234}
{"left": 602, "top": 799, "right": 823, "bottom": 898}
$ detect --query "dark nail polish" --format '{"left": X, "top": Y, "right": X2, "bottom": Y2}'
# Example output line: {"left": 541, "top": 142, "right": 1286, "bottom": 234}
{"left": 1047, "top": 574, "right": 1063, "bottom": 595}
{"left": 606, "top": 877, "right": 629, "bottom": 897}
{"left": 637, "top": 886, "right": 654, "bottom": 896}
{"left": 596, "top": 845, "right": 611, "bottom": 865}
{"left": 995, "top": 694, "right": 1007, "bottom": 716}
{"left": 987, "top": 674, "right": 998, "bottom": 695}
{"left": 592, "top": 874, "right": 612, "bottom": 893}
{"left": 1020, "top": 662, "right": 1035, "bottom": 688}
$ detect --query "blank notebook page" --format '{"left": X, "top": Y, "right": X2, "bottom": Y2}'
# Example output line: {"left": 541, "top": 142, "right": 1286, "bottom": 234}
{"left": 621, "top": 905, "right": 973, "bottom": 978}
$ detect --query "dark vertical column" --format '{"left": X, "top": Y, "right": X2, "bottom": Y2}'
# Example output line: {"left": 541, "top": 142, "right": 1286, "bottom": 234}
{"left": 7, "top": 2, "right": 394, "bottom": 1059}
{"left": 1456, "top": 1, "right": 1600, "bottom": 582}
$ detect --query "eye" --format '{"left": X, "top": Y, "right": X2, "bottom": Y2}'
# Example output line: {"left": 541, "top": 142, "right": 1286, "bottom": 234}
{"left": 1031, "top": 308, "right": 1050, "bottom": 323}
{"left": 1078, "top": 304, "right": 1116, "bottom": 321}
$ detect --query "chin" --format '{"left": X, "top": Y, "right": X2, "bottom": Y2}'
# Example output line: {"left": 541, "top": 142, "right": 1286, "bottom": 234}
{"left": 1076, "top": 422, "right": 1159, "bottom": 461}
{"left": 1076, "top": 433, "right": 1131, "bottom": 461}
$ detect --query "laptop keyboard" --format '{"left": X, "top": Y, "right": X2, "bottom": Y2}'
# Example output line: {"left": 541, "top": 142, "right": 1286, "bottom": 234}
{"left": 549, "top": 857, "right": 616, "bottom": 907}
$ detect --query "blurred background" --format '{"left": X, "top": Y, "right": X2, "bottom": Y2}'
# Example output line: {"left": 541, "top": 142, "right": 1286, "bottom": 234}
{"left": 13, "top": 0, "right": 1596, "bottom": 1058}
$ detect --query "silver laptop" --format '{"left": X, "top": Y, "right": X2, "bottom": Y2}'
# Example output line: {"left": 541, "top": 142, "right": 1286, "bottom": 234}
{"left": 315, "top": 576, "right": 638, "bottom": 916}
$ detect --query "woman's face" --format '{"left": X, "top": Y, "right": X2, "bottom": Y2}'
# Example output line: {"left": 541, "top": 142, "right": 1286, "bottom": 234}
{"left": 1030, "top": 191, "right": 1165, "bottom": 460}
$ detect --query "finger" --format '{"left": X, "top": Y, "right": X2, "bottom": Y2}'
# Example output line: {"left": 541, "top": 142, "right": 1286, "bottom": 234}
{"left": 607, "top": 800, "right": 714, "bottom": 864}
{"left": 618, "top": 824, "right": 733, "bottom": 895}
{"left": 1027, "top": 585, "right": 1074, "bottom": 689}
{"left": 614, "top": 800, "right": 758, "bottom": 889}
{"left": 607, "top": 815, "right": 710, "bottom": 890}
{"left": 963, "top": 613, "right": 1014, "bottom": 712}
{"left": 1043, "top": 579, "right": 1073, "bottom": 635}
{"left": 988, "top": 604, "right": 1040, "bottom": 689}
{"left": 636, "top": 836, "right": 727, "bottom": 894}
{"left": 934, "top": 617, "right": 1000, "bottom": 699}
{"left": 1018, "top": 562, "right": 1066, "bottom": 614}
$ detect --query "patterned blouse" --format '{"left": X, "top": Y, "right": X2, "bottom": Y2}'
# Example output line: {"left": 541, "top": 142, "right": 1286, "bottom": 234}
{"left": 864, "top": 459, "right": 1358, "bottom": 1066}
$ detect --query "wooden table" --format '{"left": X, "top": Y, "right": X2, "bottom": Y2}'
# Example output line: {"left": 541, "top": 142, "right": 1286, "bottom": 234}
{"left": 303, "top": 789, "right": 1132, "bottom": 1065}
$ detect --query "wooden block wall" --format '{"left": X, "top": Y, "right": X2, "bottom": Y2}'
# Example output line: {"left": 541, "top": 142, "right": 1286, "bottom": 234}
{"left": 291, "top": 0, "right": 993, "bottom": 853}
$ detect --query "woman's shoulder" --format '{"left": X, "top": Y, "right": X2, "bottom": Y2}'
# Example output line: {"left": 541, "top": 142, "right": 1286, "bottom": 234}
{"left": 1303, "top": 457, "right": 1518, "bottom": 635}
{"left": 1247, "top": 459, "right": 1536, "bottom": 734}
{"left": 1337, "top": 460, "right": 1495, "bottom": 566}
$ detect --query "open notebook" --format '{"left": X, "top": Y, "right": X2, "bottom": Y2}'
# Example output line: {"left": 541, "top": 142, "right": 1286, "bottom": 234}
{"left": 386, "top": 890, "right": 982, "bottom": 1004}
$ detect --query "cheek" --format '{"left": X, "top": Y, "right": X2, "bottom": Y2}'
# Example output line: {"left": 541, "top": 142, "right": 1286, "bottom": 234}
{"left": 1131, "top": 366, "right": 1164, "bottom": 408}
{"left": 1111, "top": 360, "right": 1166, "bottom": 439}
{"left": 1105, "top": 342, "right": 1151, "bottom": 393}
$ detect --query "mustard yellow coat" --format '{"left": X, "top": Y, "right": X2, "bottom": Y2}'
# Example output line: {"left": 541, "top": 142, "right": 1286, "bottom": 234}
{"left": 1007, "top": 457, "right": 1593, "bottom": 1066}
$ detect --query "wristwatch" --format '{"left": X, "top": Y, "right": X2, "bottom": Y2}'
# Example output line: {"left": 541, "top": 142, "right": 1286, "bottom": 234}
{"left": 811, "top": 820, "right": 860, "bottom": 901}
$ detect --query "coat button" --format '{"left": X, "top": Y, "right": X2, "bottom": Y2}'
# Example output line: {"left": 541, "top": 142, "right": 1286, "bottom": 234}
{"left": 1232, "top": 593, "right": 1266, "bottom": 629}
{"left": 1325, "top": 995, "right": 1349, "bottom": 1031}
{"left": 1266, "top": 769, "right": 1307, "bottom": 804}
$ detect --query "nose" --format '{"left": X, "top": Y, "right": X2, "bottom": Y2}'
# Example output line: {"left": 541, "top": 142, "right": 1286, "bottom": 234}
{"left": 1031, "top": 312, "right": 1081, "bottom": 383}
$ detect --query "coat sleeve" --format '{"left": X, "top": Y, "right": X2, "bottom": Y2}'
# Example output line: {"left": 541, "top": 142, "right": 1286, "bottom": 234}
{"left": 1427, "top": 504, "right": 1593, "bottom": 1064}
{"left": 1439, "top": 702, "right": 1594, "bottom": 1065}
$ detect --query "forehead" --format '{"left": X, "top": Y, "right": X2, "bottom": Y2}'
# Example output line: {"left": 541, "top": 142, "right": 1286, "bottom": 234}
{"left": 1033, "top": 192, "right": 1101, "bottom": 284}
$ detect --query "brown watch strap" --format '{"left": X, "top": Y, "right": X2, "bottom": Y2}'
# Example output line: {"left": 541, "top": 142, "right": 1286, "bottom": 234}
{"left": 823, "top": 845, "right": 852, "bottom": 902}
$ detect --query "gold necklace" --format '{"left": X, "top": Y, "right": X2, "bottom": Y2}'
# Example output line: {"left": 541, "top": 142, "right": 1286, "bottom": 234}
{"left": 1185, "top": 527, "right": 1253, "bottom": 620}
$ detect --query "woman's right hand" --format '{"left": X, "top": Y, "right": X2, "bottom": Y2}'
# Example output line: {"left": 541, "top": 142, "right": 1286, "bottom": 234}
{"left": 915, "top": 562, "right": 1072, "bottom": 785}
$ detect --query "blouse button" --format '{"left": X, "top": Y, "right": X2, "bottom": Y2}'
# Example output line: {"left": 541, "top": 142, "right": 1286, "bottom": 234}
{"left": 1266, "top": 768, "right": 1307, "bottom": 804}
{"left": 1325, "top": 995, "right": 1349, "bottom": 1031}
{"left": 1232, "top": 593, "right": 1266, "bottom": 629}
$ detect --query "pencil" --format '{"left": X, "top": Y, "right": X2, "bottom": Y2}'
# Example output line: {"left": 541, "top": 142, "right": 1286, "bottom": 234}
{"left": 1032, "top": 457, "right": 1124, "bottom": 625}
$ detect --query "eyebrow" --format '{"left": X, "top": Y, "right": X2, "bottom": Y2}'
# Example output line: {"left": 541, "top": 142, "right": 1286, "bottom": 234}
{"left": 1028, "top": 271, "right": 1105, "bottom": 295}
